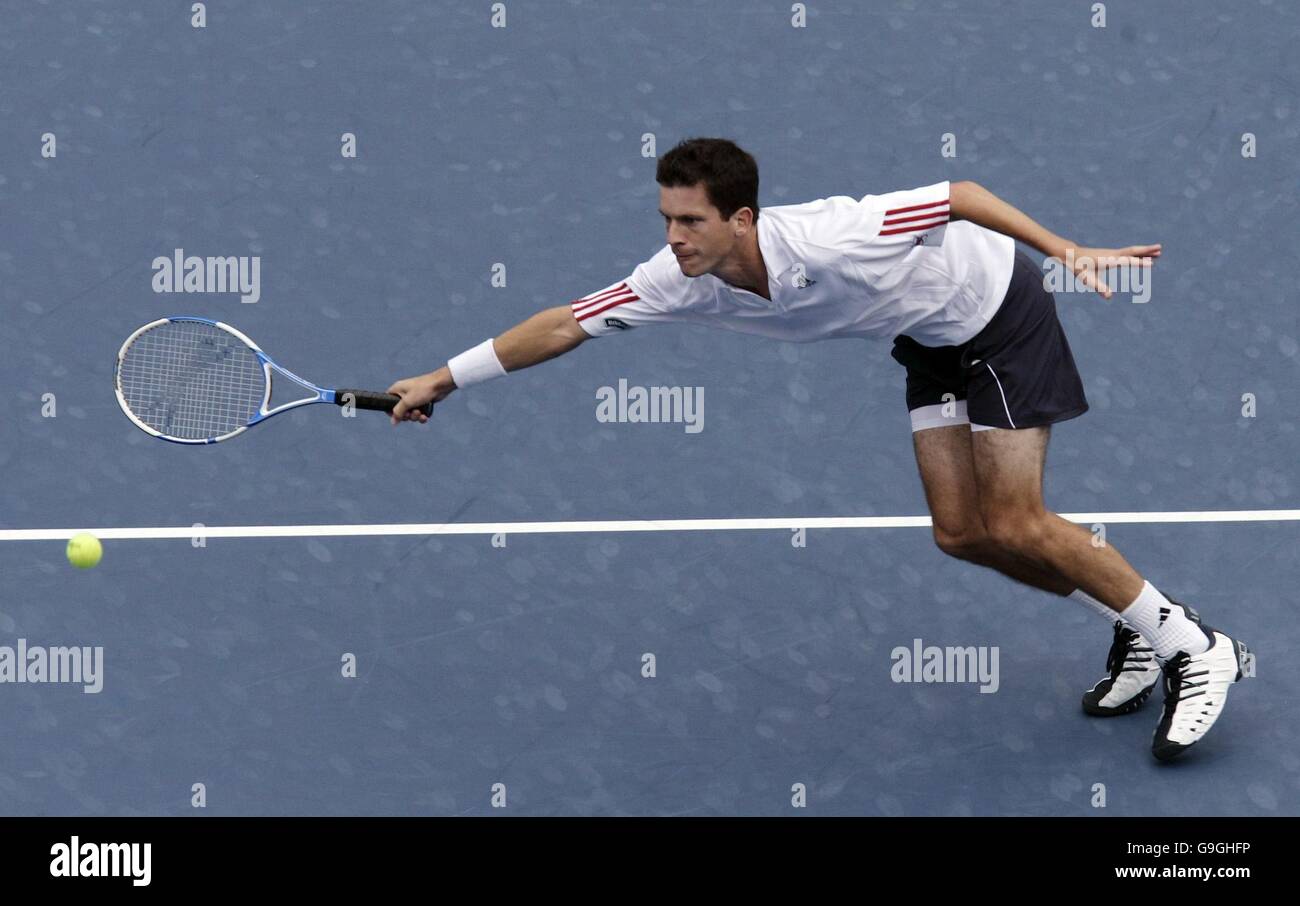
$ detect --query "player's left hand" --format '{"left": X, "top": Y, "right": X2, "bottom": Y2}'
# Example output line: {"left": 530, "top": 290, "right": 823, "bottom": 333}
{"left": 1063, "top": 244, "right": 1161, "bottom": 299}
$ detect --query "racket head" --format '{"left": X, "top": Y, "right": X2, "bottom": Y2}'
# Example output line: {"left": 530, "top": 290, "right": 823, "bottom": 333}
{"left": 114, "top": 317, "right": 271, "bottom": 444}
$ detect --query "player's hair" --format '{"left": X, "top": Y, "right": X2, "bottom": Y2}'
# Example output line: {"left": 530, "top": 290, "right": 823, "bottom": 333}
{"left": 656, "top": 137, "right": 760, "bottom": 222}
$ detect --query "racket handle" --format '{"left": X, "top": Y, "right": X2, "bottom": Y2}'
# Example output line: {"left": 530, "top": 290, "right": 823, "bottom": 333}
{"left": 335, "top": 389, "right": 434, "bottom": 417}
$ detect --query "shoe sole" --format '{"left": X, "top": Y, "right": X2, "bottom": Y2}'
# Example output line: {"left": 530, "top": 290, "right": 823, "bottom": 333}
{"left": 1152, "top": 636, "right": 1254, "bottom": 762}
{"left": 1082, "top": 680, "right": 1158, "bottom": 717}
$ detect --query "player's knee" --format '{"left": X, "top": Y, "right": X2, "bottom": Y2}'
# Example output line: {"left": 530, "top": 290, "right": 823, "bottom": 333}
{"left": 933, "top": 525, "right": 992, "bottom": 562}
{"left": 982, "top": 510, "right": 1046, "bottom": 554}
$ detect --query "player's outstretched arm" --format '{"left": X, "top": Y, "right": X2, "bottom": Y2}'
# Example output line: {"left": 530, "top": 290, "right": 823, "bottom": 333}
{"left": 387, "top": 305, "right": 590, "bottom": 425}
{"left": 949, "top": 180, "right": 1161, "bottom": 299}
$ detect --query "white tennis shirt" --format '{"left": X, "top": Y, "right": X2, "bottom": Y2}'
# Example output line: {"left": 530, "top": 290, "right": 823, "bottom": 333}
{"left": 571, "top": 181, "right": 1014, "bottom": 348}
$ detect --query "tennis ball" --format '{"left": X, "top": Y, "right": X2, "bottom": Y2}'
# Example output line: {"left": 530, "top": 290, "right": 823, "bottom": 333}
{"left": 66, "top": 533, "right": 103, "bottom": 569}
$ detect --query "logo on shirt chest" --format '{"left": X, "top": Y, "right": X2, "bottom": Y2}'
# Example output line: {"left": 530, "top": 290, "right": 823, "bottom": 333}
{"left": 789, "top": 263, "right": 817, "bottom": 289}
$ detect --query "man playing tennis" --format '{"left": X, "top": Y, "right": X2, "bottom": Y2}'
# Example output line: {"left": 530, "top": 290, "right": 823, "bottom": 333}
{"left": 387, "top": 137, "right": 1253, "bottom": 762}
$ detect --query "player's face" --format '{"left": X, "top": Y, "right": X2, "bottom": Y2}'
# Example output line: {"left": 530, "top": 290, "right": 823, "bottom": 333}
{"left": 659, "top": 184, "right": 744, "bottom": 277}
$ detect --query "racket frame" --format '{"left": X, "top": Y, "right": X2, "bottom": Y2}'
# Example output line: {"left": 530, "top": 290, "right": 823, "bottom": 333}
{"left": 114, "top": 316, "right": 340, "bottom": 445}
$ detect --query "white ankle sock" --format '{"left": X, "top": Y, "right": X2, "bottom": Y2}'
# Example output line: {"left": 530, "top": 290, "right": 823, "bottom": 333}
{"left": 1068, "top": 588, "right": 1123, "bottom": 624}
{"left": 1118, "top": 581, "right": 1209, "bottom": 660}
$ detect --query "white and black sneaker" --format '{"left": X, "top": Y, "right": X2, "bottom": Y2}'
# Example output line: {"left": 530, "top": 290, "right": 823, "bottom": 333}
{"left": 1151, "top": 629, "right": 1255, "bottom": 762}
{"left": 1082, "top": 621, "right": 1162, "bottom": 716}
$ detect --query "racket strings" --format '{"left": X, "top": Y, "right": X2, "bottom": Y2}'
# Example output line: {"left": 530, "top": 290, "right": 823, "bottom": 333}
{"left": 117, "top": 321, "right": 266, "bottom": 440}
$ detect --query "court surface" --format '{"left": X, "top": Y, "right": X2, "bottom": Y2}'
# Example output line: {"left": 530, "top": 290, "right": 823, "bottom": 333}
{"left": 0, "top": 0, "right": 1296, "bottom": 816}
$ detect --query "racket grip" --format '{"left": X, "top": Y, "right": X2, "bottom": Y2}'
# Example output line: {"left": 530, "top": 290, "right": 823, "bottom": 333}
{"left": 336, "top": 390, "right": 434, "bottom": 417}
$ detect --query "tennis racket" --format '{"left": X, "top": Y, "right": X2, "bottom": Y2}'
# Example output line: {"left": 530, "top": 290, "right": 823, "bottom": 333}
{"left": 114, "top": 316, "right": 432, "bottom": 444}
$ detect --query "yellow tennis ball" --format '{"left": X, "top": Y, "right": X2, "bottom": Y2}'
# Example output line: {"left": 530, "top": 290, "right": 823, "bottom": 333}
{"left": 66, "top": 533, "right": 103, "bottom": 569}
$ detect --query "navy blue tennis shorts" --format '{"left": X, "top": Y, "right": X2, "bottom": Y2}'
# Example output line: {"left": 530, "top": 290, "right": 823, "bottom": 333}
{"left": 890, "top": 250, "right": 1089, "bottom": 432}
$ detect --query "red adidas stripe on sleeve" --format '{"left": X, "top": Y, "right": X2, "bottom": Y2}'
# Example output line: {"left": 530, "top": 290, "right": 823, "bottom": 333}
{"left": 879, "top": 197, "right": 950, "bottom": 236}
{"left": 571, "top": 281, "right": 639, "bottom": 322}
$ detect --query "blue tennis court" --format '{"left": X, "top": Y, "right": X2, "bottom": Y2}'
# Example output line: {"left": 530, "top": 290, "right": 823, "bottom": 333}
{"left": 0, "top": 0, "right": 1296, "bottom": 816}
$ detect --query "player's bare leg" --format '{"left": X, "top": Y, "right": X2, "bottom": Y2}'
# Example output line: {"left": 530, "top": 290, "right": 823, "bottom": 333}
{"left": 967, "top": 426, "right": 1142, "bottom": 608}
{"left": 911, "top": 424, "right": 1074, "bottom": 596}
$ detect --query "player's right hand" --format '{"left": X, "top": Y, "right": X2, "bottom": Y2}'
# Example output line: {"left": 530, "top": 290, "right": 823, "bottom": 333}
{"left": 387, "top": 368, "right": 454, "bottom": 425}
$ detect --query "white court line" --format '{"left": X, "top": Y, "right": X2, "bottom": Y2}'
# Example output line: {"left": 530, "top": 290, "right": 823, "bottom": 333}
{"left": 0, "top": 509, "right": 1297, "bottom": 541}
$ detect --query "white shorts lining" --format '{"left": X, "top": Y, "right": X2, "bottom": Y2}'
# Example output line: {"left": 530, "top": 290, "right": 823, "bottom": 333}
{"left": 908, "top": 401, "right": 1000, "bottom": 433}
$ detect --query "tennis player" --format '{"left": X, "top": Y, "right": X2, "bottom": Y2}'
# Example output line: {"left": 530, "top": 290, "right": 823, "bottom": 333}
{"left": 388, "top": 138, "right": 1253, "bottom": 762}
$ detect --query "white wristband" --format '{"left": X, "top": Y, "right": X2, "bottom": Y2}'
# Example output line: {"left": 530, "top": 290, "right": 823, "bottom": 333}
{"left": 447, "top": 338, "right": 507, "bottom": 389}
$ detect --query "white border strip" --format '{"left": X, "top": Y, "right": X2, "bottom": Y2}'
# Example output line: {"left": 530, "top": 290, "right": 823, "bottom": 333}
{"left": 1, "top": 510, "right": 1297, "bottom": 541}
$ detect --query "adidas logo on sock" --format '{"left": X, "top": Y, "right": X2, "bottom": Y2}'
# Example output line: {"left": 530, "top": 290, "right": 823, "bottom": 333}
{"left": 1158, "top": 606, "right": 1171, "bottom": 626}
